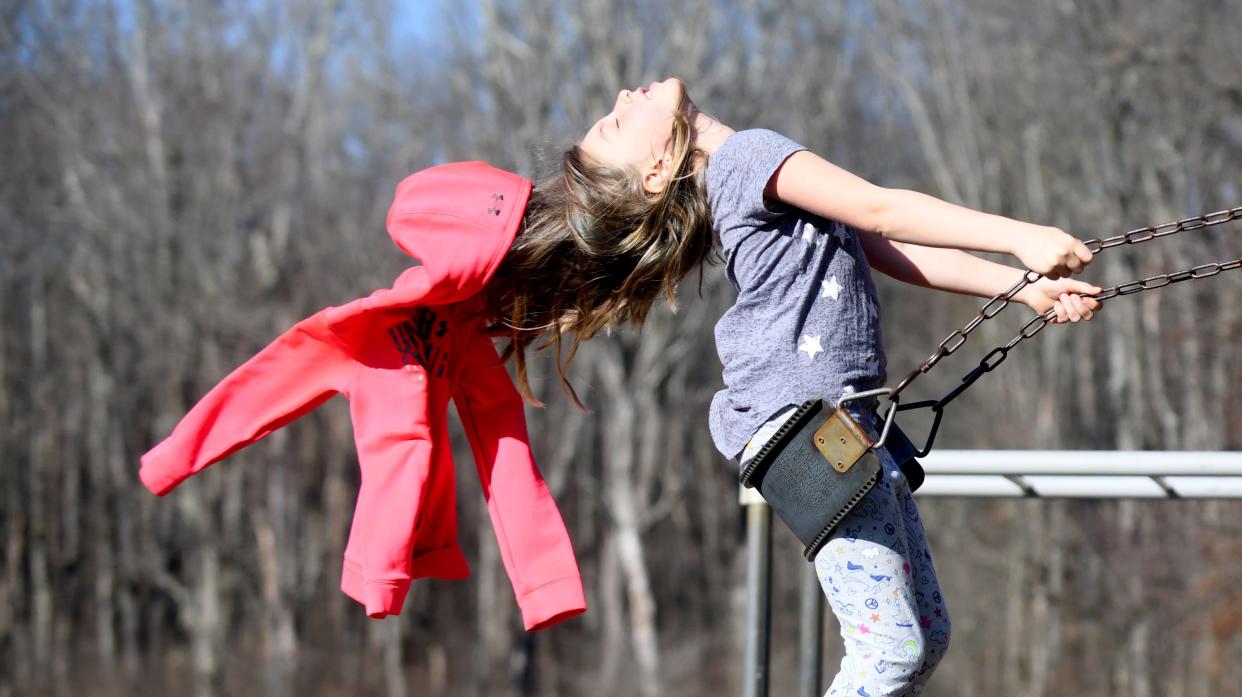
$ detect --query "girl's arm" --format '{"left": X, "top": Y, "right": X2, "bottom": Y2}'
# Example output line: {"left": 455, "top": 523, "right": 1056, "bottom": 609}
{"left": 856, "top": 230, "right": 1102, "bottom": 323}
{"left": 766, "top": 150, "right": 1095, "bottom": 279}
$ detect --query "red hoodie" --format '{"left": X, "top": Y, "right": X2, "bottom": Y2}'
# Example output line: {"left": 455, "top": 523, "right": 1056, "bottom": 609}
{"left": 139, "top": 162, "right": 586, "bottom": 628}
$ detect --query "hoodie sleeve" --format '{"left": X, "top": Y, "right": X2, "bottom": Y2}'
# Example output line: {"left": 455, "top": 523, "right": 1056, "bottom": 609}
{"left": 139, "top": 309, "right": 355, "bottom": 495}
{"left": 344, "top": 322, "right": 437, "bottom": 619}
{"left": 453, "top": 329, "right": 587, "bottom": 631}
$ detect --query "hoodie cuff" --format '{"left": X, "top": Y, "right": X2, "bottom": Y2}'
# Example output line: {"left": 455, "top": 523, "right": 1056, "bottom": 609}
{"left": 138, "top": 443, "right": 187, "bottom": 496}
{"left": 364, "top": 580, "right": 412, "bottom": 619}
{"left": 517, "top": 576, "right": 587, "bottom": 632}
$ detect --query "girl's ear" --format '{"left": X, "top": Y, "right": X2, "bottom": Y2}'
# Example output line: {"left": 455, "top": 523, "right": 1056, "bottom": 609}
{"left": 642, "top": 154, "right": 672, "bottom": 195}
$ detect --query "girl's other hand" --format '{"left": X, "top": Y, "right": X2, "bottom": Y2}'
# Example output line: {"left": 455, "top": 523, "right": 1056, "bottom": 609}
{"left": 1011, "top": 226, "right": 1094, "bottom": 279}
{"left": 1017, "top": 277, "right": 1104, "bottom": 323}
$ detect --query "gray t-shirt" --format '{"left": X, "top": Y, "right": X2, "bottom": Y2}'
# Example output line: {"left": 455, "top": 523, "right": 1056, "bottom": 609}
{"left": 707, "top": 129, "right": 888, "bottom": 460}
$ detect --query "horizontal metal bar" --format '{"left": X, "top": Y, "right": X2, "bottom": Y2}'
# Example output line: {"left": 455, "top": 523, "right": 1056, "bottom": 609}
{"left": 919, "top": 450, "right": 1242, "bottom": 476}
{"left": 915, "top": 474, "right": 1242, "bottom": 498}
{"left": 1161, "top": 477, "right": 1242, "bottom": 497}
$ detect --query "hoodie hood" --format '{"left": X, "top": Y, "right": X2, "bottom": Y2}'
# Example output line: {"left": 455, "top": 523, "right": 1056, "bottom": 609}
{"left": 323, "top": 162, "right": 531, "bottom": 331}
{"left": 386, "top": 161, "right": 531, "bottom": 304}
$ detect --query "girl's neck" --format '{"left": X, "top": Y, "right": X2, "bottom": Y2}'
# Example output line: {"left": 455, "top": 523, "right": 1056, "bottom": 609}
{"left": 692, "top": 110, "right": 734, "bottom": 156}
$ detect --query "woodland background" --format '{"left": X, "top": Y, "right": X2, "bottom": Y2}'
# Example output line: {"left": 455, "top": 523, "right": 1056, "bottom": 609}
{"left": 2, "top": 1, "right": 1241, "bottom": 696}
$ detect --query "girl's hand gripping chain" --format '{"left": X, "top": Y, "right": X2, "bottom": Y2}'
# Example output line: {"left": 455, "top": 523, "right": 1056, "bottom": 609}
{"left": 1009, "top": 224, "right": 1096, "bottom": 279}
{"left": 1017, "top": 277, "right": 1103, "bottom": 323}
{"left": 1008, "top": 224, "right": 1102, "bottom": 323}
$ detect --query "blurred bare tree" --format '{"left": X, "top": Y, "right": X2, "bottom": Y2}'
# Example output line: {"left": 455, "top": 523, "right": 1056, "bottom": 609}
{"left": 1, "top": 1, "right": 1240, "bottom": 696}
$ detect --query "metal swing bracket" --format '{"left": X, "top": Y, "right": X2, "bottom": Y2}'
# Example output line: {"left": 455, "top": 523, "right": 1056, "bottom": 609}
{"left": 839, "top": 388, "right": 928, "bottom": 492}
{"left": 811, "top": 408, "right": 872, "bottom": 473}
{"left": 811, "top": 386, "right": 900, "bottom": 469}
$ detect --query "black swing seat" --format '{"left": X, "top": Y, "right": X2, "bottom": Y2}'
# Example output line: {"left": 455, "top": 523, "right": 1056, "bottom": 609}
{"left": 739, "top": 399, "right": 925, "bottom": 561}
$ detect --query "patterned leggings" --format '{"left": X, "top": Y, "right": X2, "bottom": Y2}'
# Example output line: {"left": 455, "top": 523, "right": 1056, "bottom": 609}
{"left": 739, "top": 404, "right": 951, "bottom": 697}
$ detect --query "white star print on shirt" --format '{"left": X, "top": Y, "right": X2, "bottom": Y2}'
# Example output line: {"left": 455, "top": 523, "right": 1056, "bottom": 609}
{"left": 821, "top": 275, "right": 842, "bottom": 300}
{"left": 798, "top": 335, "right": 824, "bottom": 360}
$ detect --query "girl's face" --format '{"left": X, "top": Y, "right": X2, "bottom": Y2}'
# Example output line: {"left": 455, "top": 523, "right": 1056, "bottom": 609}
{"left": 578, "top": 77, "right": 689, "bottom": 192}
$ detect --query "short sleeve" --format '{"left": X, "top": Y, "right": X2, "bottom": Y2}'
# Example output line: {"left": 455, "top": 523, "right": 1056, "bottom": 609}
{"left": 706, "top": 129, "right": 807, "bottom": 238}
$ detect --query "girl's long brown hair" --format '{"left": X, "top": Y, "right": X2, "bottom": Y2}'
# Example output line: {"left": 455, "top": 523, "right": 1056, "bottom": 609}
{"left": 484, "top": 87, "right": 717, "bottom": 409}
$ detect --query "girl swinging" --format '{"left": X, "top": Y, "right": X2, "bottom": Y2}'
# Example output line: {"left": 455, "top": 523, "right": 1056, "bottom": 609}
{"left": 562, "top": 76, "right": 1102, "bottom": 696}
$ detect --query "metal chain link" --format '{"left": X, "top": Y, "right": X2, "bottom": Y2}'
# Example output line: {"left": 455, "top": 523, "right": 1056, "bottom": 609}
{"left": 956, "top": 255, "right": 1242, "bottom": 395}
{"left": 889, "top": 206, "right": 1242, "bottom": 399}
{"left": 886, "top": 254, "right": 1242, "bottom": 457}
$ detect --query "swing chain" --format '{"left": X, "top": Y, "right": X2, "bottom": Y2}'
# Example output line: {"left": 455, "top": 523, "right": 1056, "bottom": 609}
{"left": 890, "top": 271, "right": 1037, "bottom": 397}
{"left": 911, "top": 253, "right": 1242, "bottom": 418}
{"left": 1093, "top": 258, "right": 1242, "bottom": 299}
{"left": 1084, "top": 206, "right": 1242, "bottom": 253}
{"left": 889, "top": 205, "right": 1242, "bottom": 400}
{"left": 878, "top": 206, "right": 1242, "bottom": 457}
{"left": 885, "top": 253, "right": 1242, "bottom": 457}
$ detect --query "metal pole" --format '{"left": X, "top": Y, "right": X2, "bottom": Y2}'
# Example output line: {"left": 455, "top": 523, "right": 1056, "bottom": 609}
{"left": 741, "top": 487, "right": 772, "bottom": 697}
{"left": 798, "top": 563, "right": 824, "bottom": 697}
